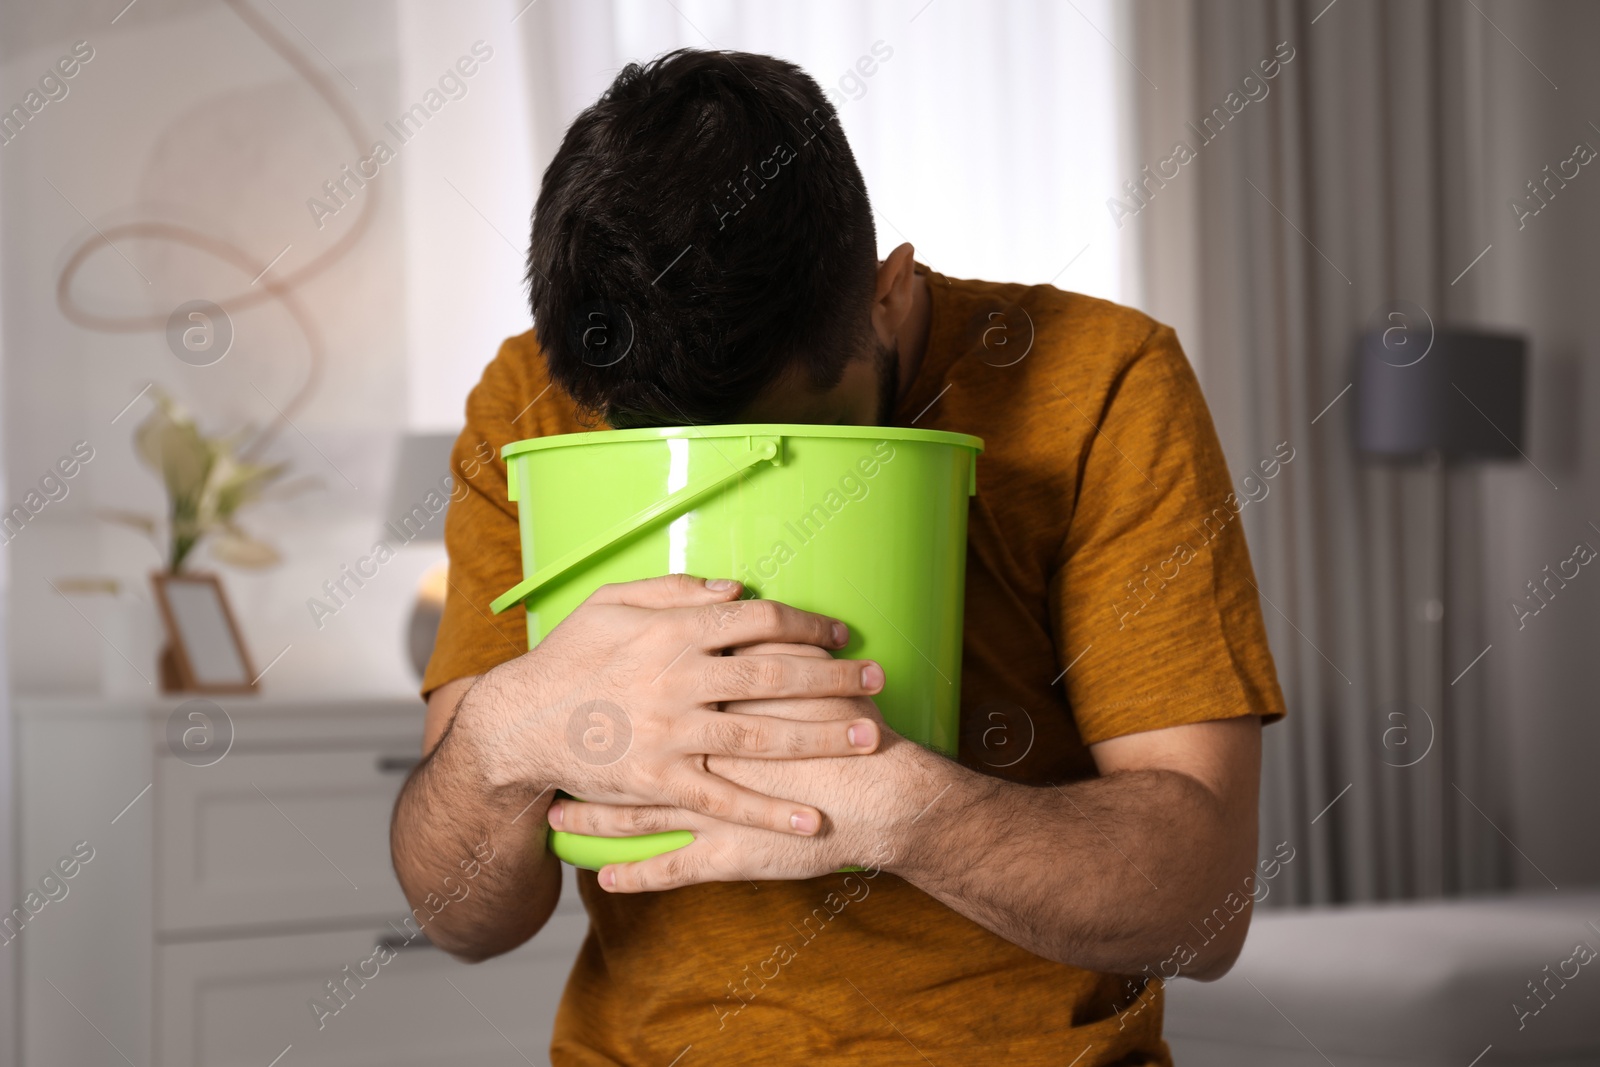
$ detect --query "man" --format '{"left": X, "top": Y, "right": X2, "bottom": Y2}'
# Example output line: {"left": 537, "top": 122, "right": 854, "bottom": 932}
{"left": 391, "top": 48, "right": 1285, "bottom": 1065}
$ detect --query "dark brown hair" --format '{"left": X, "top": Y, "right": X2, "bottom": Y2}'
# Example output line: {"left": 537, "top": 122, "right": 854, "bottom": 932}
{"left": 527, "top": 49, "right": 879, "bottom": 427}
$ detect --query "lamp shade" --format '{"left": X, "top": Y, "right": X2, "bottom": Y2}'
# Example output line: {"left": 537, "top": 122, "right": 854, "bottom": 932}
{"left": 1354, "top": 328, "right": 1526, "bottom": 460}
{"left": 383, "top": 431, "right": 460, "bottom": 543}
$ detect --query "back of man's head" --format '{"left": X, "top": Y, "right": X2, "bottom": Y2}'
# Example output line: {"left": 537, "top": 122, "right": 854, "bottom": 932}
{"left": 527, "top": 49, "right": 879, "bottom": 428}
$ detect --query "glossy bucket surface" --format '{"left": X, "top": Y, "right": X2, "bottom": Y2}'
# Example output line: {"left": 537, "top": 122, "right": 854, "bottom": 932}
{"left": 493, "top": 423, "right": 982, "bottom": 869}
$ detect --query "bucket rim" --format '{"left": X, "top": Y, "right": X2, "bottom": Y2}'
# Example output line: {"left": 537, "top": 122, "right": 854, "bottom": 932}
{"left": 502, "top": 422, "right": 985, "bottom": 459}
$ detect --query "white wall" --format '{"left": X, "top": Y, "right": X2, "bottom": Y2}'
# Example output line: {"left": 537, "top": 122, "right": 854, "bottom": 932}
{"left": 2, "top": 1, "right": 430, "bottom": 698}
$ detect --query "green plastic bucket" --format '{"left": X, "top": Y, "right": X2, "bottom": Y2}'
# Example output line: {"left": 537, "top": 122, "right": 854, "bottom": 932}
{"left": 490, "top": 423, "right": 983, "bottom": 870}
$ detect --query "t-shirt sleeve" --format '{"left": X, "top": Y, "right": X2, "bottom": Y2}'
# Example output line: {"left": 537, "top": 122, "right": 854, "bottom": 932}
{"left": 420, "top": 338, "right": 540, "bottom": 697}
{"left": 1051, "top": 324, "right": 1286, "bottom": 745}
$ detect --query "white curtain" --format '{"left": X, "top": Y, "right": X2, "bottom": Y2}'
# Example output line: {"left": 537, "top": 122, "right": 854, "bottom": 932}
{"left": 0, "top": 154, "right": 14, "bottom": 1066}
{"left": 512, "top": 0, "right": 1129, "bottom": 302}
{"left": 1125, "top": 0, "right": 1513, "bottom": 906}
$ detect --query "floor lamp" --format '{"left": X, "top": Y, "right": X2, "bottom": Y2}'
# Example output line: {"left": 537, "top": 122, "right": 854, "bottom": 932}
{"left": 1354, "top": 327, "right": 1526, "bottom": 896}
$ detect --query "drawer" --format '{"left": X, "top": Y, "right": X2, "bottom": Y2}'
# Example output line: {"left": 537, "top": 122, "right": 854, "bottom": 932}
{"left": 157, "top": 746, "right": 421, "bottom": 933}
{"left": 156, "top": 911, "right": 589, "bottom": 1067}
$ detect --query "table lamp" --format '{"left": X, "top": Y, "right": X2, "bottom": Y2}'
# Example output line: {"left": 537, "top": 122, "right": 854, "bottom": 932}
{"left": 384, "top": 432, "right": 458, "bottom": 679}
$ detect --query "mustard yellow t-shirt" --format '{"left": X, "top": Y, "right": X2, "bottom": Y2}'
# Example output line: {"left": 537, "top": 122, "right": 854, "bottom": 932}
{"left": 423, "top": 268, "right": 1286, "bottom": 1066}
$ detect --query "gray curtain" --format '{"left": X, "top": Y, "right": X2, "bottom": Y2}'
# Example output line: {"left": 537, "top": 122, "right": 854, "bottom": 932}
{"left": 1123, "top": 0, "right": 1511, "bottom": 906}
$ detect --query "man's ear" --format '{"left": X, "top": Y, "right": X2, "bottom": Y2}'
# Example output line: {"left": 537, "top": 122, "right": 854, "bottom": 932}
{"left": 871, "top": 243, "right": 917, "bottom": 348}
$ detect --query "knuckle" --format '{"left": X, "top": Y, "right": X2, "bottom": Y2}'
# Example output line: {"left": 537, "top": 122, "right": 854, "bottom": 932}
{"left": 661, "top": 853, "right": 689, "bottom": 884}
{"left": 698, "top": 599, "right": 740, "bottom": 637}
{"left": 783, "top": 724, "right": 811, "bottom": 756}
{"left": 700, "top": 787, "right": 735, "bottom": 820}
{"left": 745, "top": 598, "right": 780, "bottom": 631}
{"left": 716, "top": 656, "right": 761, "bottom": 697}
{"left": 793, "top": 659, "right": 830, "bottom": 693}
{"left": 625, "top": 806, "right": 664, "bottom": 833}
{"left": 675, "top": 781, "right": 713, "bottom": 815}
{"left": 754, "top": 659, "right": 789, "bottom": 692}
{"left": 707, "top": 716, "right": 745, "bottom": 751}
{"left": 711, "top": 716, "right": 763, "bottom": 754}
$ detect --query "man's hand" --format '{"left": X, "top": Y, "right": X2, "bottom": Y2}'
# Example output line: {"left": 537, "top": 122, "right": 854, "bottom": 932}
{"left": 461, "top": 575, "right": 887, "bottom": 835}
{"left": 546, "top": 641, "right": 935, "bottom": 889}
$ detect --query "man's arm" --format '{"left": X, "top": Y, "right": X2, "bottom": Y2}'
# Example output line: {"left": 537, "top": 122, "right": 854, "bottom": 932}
{"left": 889, "top": 715, "right": 1262, "bottom": 978}
{"left": 390, "top": 673, "right": 564, "bottom": 962}
{"left": 389, "top": 575, "right": 888, "bottom": 962}
{"left": 550, "top": 706, "right": 1263, "bottom": 980}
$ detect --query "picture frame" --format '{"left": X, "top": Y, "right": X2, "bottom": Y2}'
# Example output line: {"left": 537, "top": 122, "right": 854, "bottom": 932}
{"left": 150, "top": 571, "right": 258, "bottom": 694}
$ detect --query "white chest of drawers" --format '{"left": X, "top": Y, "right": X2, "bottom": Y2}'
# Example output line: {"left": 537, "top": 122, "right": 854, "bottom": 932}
{"left": 12, "top": 696, "right": 586, "bottom": 1067}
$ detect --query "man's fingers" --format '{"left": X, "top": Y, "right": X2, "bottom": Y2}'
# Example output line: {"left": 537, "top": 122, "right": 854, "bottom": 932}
{"left": 716, "top": 694, "right": 880, "bottom": 724}
{"left": 731, "top": 641, "right": 834, "bottom": 659}
{"left": 588, "top": 573, "right": 742, "bottom": 609}
{"left": 665, "top": 770, "right": 824, "bottom": 836}
{"left": 692, "top": 709, "right": 879, "bottom": 758}
{"left": 549, "top": 800, "right": 685, "bottom": 838}
{"left": 703, "top": 653, "right": 884, "bottom": 703}
{"left": 689, "top": 597, "right": 849, "bottom": 652}
{"left": 598, "top": 844, "right": 717, "bottom": 894}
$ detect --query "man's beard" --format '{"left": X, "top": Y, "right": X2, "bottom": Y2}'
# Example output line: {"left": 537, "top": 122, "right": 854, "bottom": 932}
{"left": 874, "top": 340, "right": 901, "bottom": 426}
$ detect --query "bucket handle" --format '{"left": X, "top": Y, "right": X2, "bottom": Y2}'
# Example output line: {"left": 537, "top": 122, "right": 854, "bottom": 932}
{"left": 490, "top": 436, "right": 783, "bottom": 614}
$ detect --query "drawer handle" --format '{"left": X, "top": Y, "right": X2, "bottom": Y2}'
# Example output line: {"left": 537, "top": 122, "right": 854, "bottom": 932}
{"left": 376, "top": 755, "right": 420, "bottom": 775}
{"left": 376, "top": 932, "right": 438, "bottom": 953}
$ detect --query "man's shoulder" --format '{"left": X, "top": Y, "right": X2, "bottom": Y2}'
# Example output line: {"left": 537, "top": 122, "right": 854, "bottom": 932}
{"left": 468, "top": 328, "right": 590, "bottom": 439}
{"left": 475, "top": 327, "right": 547, "bottom": 408}
{"left": 928, "top": 271, "right": 1171, "bottom": 384}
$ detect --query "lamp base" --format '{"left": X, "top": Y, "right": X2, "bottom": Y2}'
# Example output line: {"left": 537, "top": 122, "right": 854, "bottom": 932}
{"left": 406, "top": 559, "right": 449, "bottom": 679}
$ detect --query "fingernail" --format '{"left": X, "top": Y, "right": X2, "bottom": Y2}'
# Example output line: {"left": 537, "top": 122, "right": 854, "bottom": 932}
{"left": 790, "top": 811, "right": 818, "bottom": 834}
{"left": 861, "top": 662, "right": 884, "bottom": 690}
{"left": 599, "top": 868, "right": 616, "bottom": 889}
{"left": 848, "top": 721, "right": 877, "bottom": 749}
{"left": 831, "top": 621, "right": 849, "bottom": 646}
{"left": 547, "top": 803, "right": 564, "bottom": 828}
{"left": 706, "top": 578, "right": 736, "bottom": 591}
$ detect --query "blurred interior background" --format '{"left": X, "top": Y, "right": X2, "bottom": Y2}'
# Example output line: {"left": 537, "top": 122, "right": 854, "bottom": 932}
{"left": 1, "top": 1, "right": 1597, "bottom": 1065}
